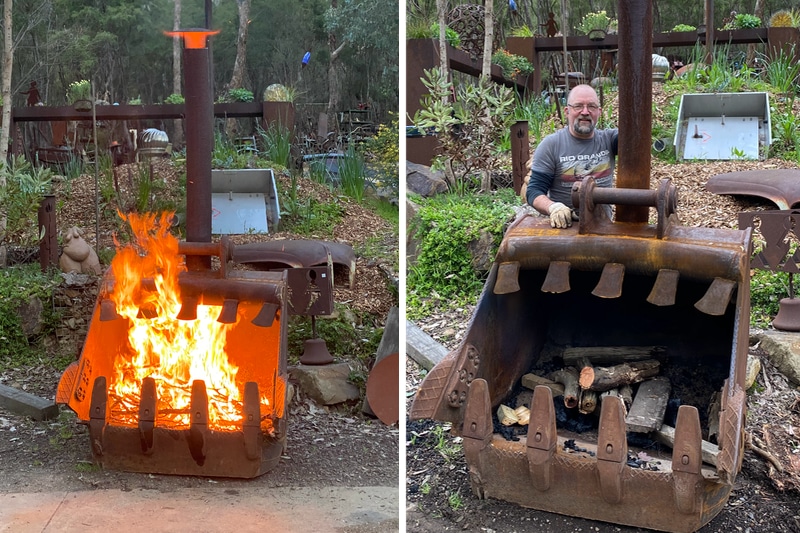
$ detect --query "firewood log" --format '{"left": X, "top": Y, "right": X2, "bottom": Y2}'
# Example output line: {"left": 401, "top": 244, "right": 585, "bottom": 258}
{"left": 549, "top": 368, "right": 580, "bottom": 408}
{"left": 562, "top": 345, "right": 666, "bottom": 366}
{"left": 514, "top": 405, "right": 530, "bottom": 425}
{"left": 521, "top": 373, "right": 565, "bottom": 396}
{"left": 578, "top": 359, "right": 661, "bottom": 392}
{"left": 579, "top": 389, "right": 598, "bottom": 414}
{"left": 497, "top": 404, "right": 519, "bottom": 426}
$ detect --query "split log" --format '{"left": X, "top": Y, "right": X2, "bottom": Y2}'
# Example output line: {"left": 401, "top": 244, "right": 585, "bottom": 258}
{"left": 579, "top": 359, "right": 661, "bottom": 392}
{"left": 562, "top": 346, "right": 666, "bottom": 366}
{"left": 515, "top": 405, "right": 530, "bottom": 425}
{"left": 619, "top": 384, "right": 633, "bottom": 409}
{"left": 707, "top": 391, "right": 721, "bottom": 443}
{"left": 521, "top": 373, "right": 565, "bottom": 396}
{"left": 625, "top": 377, "right": 671, "bottom": 433}
{"left": 579, "top": 390, "right": 598, "bottom": 414}
{"left": 654, "top": 423, "right": 719, "bottom": 466}
{"left": 498, "top": 404, "right": 519, "bottom": 426}
{"left": 549, "top": 368, "right": 580, "bottom": 408}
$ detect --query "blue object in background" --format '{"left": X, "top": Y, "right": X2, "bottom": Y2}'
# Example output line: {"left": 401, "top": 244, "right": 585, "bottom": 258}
{"left": 302, "top": 51, "right": 311, "bottom": 66}
{"left": 509, "top": 0, "right": 517, "bottom": 12}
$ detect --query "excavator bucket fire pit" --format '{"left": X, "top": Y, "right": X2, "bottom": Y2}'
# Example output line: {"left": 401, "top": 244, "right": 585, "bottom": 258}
{"left": 410, "top": 1, "right": 751, "bottom": 531}
{"left": 57, "top": 29, "right": 291, "bottom": 478}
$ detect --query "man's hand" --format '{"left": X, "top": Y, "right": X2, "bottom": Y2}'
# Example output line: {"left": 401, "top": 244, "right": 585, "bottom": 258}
{"left": 548, "top": 202, "right": 573, "bottom": 228}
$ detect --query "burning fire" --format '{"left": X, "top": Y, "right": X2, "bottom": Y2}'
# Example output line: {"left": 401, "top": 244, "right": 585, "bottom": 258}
{"left": 106, "top": 212, "right": 264, "bottom": 431}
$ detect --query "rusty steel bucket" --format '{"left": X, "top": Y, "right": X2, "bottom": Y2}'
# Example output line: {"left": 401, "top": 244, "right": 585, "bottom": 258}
{"left": 410, "top": 177, "right": 751, "bottom": 531}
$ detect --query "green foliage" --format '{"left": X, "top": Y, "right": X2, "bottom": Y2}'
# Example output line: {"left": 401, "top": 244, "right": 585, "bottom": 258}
{"left": 671, "top": 24, "right": 697, "bottom": 32}
{"left": 510, "top": 25, "right": 534, "bottom": 37}
{"left": 211, "top": 133, "right": 254, "bottom": 169}
{"left": 127, "top": 96, "right": 143, "bottom": 105}
{"left": 286, "top": 304, "right": 382, "bottom": 366}
{"left": 768, "top": 10, "right": 800, "bottom": 28}
{"left": 578, "top": 10, "right": 617, "bottom": 35}
{"left": 750, "top": 269, "right": 787, "bottom": 329}
{"left": 447, "top": 492, "right": 464, "bottom": 511}
{"left": 430, "top": 23, "right": 461, "bottom": 48}
{"left": 163, "top": 93, "right": 185, "bottom": 104}
{"left": 771, "top": 111, "right": 800, "bottom": 158}
{"left": 761, "top": 46, "right": 800, "bottom": 95}
{"left": 67, "top": 79, "right": 91, "bottom": 103}
{"left": 513, "top": 94, "right": 556, "bottom": 141}
{"left": 278, "top": 173, "right": 344, "bottom": 236}
{"left": 223, "top": 88, "right": 255, "bottom": 103}
{"left": 361, "top": 114, "right": 399, "bottom": 195}
{"left": 0, "top": 157, "right": 53, "bottom": 247}
{"left": 258, "top": 123, "right": 293, "bottom": 168}
{"left": 722, "top": 14, "right": 761, "bottom": 30}
{"left": 339, "top": 145, "right": 367, "bottom": 203}
{"left": 0, "top": 264, "right": 62, "bottom": 368}
{"left": 413, "top": 68, "right": 516, "bottom": 193}
{"left": 263, "top": 84, "right": 296, "bottom": 102}
{"left": 407, "top": 190, "right": 517, "bottom": 317}
{"left": 491, "top": 49, "right": 535, "bottom": 79}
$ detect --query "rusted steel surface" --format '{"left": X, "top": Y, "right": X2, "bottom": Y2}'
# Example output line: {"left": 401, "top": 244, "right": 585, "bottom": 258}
{"left": 409, "top": 0, "right": 752, "bottom": 525}
{"left": 233, "top": 240, "right": 356, "bottom": 289}
{"left": 615, "top": 0, "right": 652, "bottom": 223}
{"left": 183, "top": 37, "right": 214, "bottom": 269}
{"left": 510, "top": 121, "right": 530, "bottom": 196}
{"left": 37, "top": 195, "right": 57, "bottom": 271}
{"left": 707, "top": 169, "right": 800, "bottom": 209}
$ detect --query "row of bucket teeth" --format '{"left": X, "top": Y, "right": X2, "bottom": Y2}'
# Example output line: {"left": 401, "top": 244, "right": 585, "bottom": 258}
{"left": 463, "top": 381, "right": 706, "bottom": 513}
{"left": 494, "top": 261, "right": 736, "bottom": 316}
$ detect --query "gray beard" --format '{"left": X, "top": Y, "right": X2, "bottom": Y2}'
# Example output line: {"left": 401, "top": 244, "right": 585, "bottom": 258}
{"left": 572, "top": 121, "right": 595, "bottom": 135}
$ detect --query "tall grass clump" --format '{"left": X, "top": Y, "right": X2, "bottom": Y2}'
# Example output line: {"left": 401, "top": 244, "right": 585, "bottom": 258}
{"left": 339, "top": 145, "right": 367, "bottom": 203}
{"left": 259, "top": 123, "right": 293, "bottom": 168}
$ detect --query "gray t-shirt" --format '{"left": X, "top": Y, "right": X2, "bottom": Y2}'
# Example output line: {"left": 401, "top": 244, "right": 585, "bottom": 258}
{"left": 527, "top": 127, "right": 618, "bottom": 208}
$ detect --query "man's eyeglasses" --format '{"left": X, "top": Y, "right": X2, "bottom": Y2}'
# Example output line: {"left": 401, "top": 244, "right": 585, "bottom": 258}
{"left": 567, "top": 103, "right": 600, "bottom": 112}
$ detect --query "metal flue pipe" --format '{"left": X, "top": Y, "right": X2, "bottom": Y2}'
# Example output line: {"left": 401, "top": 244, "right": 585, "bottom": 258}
{"left": 615, "top": 0, "right": 653, "bottom": 224}
{"left": 166, "top": 29, "right": 219, "bottom": 270}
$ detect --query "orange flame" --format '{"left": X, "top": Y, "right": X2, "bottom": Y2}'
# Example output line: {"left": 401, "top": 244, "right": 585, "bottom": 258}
{"left": 107, "top": 212, "right": 254, "bottom": 431}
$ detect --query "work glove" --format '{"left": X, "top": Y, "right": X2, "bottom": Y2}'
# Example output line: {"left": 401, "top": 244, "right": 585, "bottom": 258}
{"left": 548, "top": 202, "right": 574, "bottom": 228}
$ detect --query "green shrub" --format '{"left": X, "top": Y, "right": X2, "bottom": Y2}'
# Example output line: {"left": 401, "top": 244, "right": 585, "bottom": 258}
{"left": 491, "top": 49, "right": 535, "bottom": 79}
{"left": 164, "top": 93, "right": 185, "bottom": 104}
{"left": 339, "top": 145, "right": 367, "bottom": 203}
{"left": 407, "top": 190, "right": 517, "bottom": 317}
{"left": 430, "top": 23, "right": 461, "bottom": 48}
{"left": 578, "top": 10, "right": 617, "bottom": 35}
{"left": 361, "top": 114, "right": 399, "bottom": 195}
{"left": 0, "top": 157, "right": 53, "bottom": 247}
{"left": 671, "top": 24, "right": 697, "bottom": 32}
{"left": 723, "top": 14, "right": 761, "bottom": 30}
{"left": 224, "top": 88, "right": 255, "bottom": 103}
{"left": 0, "top": 264, "right": 61, "bottom": 367}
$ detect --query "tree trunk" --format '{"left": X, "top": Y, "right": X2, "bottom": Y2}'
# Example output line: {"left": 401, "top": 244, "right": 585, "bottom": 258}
{"left": 748, "top": 0, "right": 765, "bottom": 66}
{"left": 480, "top": 0, "right": 494, "bottom": 192}
{"left": 172, "top": 0, "right": 184, "bottom": 149}
{"left": 225, "top": 0, "right": 252, "bottom": 139}
{"left": 436, "top": 0, "right": 448, "bottom": 76}
{"left": 326, "top": 0, "right": 346, "bottom": 140}
{"left": 0, "top": 0, "right": 13, "bottom": 267}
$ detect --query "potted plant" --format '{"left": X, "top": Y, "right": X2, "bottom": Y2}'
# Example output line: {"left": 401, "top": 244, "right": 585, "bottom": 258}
{"left": 67, "top": 79, "right": 92, "bottom": 111}
{"left": 579, "top": 10, "right": 617, "bottom": 40}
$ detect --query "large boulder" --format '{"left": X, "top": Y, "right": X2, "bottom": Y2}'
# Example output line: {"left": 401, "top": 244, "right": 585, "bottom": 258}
{"left": 407, "top": 161, "right": 448, "bottom": 197}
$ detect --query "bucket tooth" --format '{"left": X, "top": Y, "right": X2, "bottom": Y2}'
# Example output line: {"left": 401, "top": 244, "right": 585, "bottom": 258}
{"left": 137, "top": 305, "right": 158, "bottom": 319}
{"left": 541, "top": 261, "right": 571, "bottom": 293}
{"left": 462, "top": 378, "right": 492, "bottom": 499}
{"left": 494, "top": 261, "right": 521, "bottom": 294}
{"left": 672, "top": 405, "right": 703, "bottom": 514}
{"left": 140, "top": 277, "right": 157, "bottom": 292}
{"left": 694, "top": 277, "right": 736, "bottom": 316}
{"left": 138, "top": 377, "right": 156, "bottom": 455}
{"left": 592, "top": 263, "right": 625, "bottom": 299}
{"left": 252, "top": 302, "right": 279, "bottom": 327}
{"left": 243, "top": 382, "right": 261, "bottom": 460}
{"left": 177, "top": 295, "right": 199, "bottom": 321}
{"left": 89, "top": 376, "right": 108, "bottom": 458}
{"left": 99, "top": 299, "right": 119, "bottom": 321}
{"left": 217, "top": 298, "right": 239, "bottom": 324}
{"left": 647, "top": 269, "right": 680, "bottom": 306}
{"left": 526, "top": 386, "right": 557, "bottom": 491}
{"left": 188, "top": 380, "right": 208, "bottom": 466}
{"left": 596, "top": 395, "right": 627, "bottom": 504}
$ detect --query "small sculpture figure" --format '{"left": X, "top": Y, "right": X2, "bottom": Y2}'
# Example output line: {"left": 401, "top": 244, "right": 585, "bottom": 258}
{"left": 20, "top": 81, "right": 41, "bottom": 106}
{"left": 59, "top": 227, "right": 102, "bottom": 275}
{"left": 541, "top": 12, "right": 559, "bottom": 37}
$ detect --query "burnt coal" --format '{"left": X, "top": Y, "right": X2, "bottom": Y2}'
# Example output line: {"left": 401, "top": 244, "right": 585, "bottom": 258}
{"left": 554, "top": 398, "right": 595, "bottom": 433}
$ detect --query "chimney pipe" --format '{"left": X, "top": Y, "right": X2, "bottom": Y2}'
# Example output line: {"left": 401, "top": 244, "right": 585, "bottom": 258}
{"left": 615, "top": 0, "right": 652, "bottom": 223}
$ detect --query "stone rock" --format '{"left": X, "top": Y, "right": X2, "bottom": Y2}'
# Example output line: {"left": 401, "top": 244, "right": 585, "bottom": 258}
{"left": 16, "top": 296, "right": 43, "bottom": 337}
{"left": 468, "top": 229, "right": 495, "bottom": 273}
{"left": 406, "top": 199, "right": 421, "bottom": 266}
{"left": 289, "top": 363, "right": 361, "bottom": 405}
{"left": 756, "top": 330, "right": 800, "bottom": 386}
{"left": 59, "top": 227, "right": 101, "bottom": 275}
{"left": 407, "top": 161, "right": 448, "bottom": 197}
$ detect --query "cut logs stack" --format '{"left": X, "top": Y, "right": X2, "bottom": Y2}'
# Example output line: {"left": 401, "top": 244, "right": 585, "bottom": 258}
{"left": 521, "top": 346, "right": 672, "bottom": 433}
